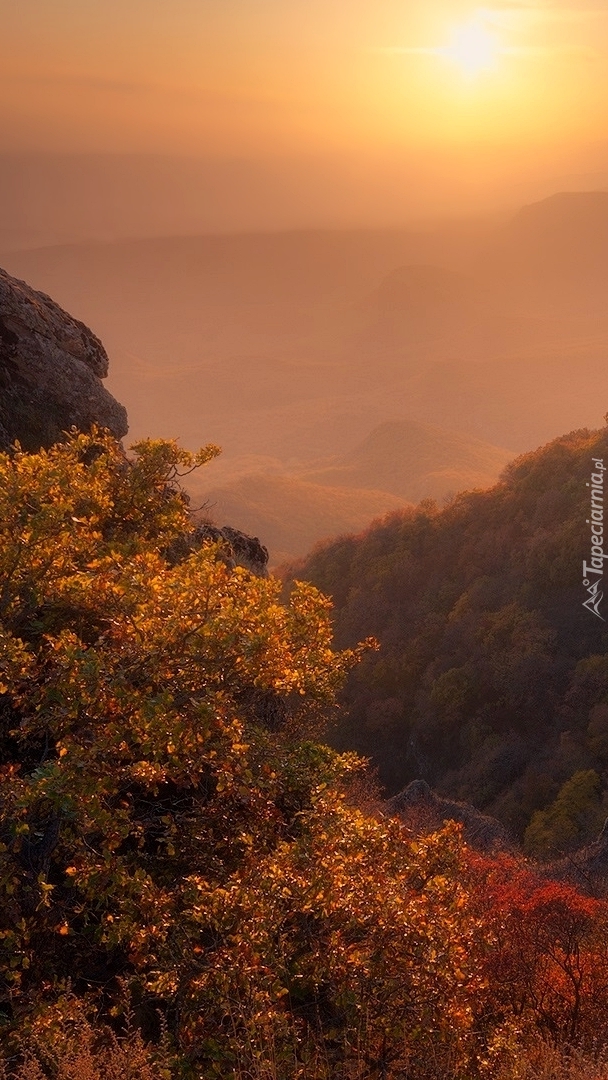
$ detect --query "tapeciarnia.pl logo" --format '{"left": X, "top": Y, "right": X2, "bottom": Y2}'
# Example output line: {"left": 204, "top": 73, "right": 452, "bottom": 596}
{"left": 583, "top": 457, "right": 606, "bottom": 620}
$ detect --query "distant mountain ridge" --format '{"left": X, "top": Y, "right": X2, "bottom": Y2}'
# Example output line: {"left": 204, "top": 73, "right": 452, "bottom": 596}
{"left": 507, "top": 191, "right": 608, "bottom": 268}
{"left": 304, "top": 419, "right": 512, "bottom": 504}
{"left": 195, "top": 473, "right": 409, "bottom": 566}
{"left": 482, "top": 190, "right": 608, "bottom": 311}
{"left": 3, "top": 192, "right": 608, "bottom": 472}
{"left": 197, "top": 420, "right": 512, "bottom": 563}
{"left": 3, "top": 190, "right": 608, "bottom": 571}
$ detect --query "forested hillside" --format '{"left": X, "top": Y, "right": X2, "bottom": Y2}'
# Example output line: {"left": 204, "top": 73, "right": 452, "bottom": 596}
{"left": 289, "top": 424, "right": 608, "bottom": 853}
{"left": 4, "top": 430, "right": 608, "bottom": 1080}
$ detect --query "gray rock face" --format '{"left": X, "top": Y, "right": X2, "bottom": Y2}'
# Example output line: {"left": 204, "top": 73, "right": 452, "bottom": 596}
{"left": 166, "top": 523, "right": 269, "bottom": 577}
{"left": 220, "top": 526, "right": 270, "bottom": 577}
{"left": 0, "top": 267, "right": 128, "bottom": 450}
{"left": 195, "top": 524, "right": 269, "bottom": 577}
{"left": 387, "top": 779, "right": 511, "bottom": 852}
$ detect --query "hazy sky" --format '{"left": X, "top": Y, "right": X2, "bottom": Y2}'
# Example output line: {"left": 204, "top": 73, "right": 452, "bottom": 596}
{"left": 2, "top": 1, "right": 608, "bottom": 220}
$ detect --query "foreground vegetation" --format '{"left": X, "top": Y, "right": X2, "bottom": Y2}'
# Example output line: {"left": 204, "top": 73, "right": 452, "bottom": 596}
{"left": 1, "top": 431, "right": 608, "bottom": 1078}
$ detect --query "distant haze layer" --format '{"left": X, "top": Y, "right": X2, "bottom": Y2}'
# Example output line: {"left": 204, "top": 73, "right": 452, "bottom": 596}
{"left": 4, "top": 190, "right": 608, "bottom": 562}
{"left": 2, "top": 152, "right": 608, "bottom": 251}
{"left": 4, "top": 1, "right": 608, "bottom": 241}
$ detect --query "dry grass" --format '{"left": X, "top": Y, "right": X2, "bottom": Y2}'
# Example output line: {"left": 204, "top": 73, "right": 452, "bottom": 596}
{"left": 0, "top": 1000, "right": 170, "bottom": 1080}
{"left": 4, "top": 1002, "right": 608, "bottom": 1080}
{"left": 495, "top": 1038, "right": 608, "bottom": 1080}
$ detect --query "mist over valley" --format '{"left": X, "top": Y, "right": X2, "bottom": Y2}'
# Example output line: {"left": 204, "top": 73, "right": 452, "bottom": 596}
{"left": 3, "top": 189, "right": 608, "bottom": 560}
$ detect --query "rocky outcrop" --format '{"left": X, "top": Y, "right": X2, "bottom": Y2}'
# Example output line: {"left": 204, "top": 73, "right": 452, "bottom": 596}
{"left": 194, "top": 524, "right": 269, "bottom": 577}
{"left": 0, "top": 267, "right": 128, "bottom": 451}
{"left": 168, "top": 522, "right": 269, "bottom": 577}
{"left": 387, "top": 779, "right": 511, "bottom": 853}
{"left": 0, "top": 267, "right": 271, "bottom": 577}
{"left": 219, "top": 526, "right": 270, "bottom": 576}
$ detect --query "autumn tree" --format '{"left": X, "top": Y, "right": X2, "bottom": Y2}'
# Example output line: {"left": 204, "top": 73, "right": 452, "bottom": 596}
{"left": 465, "top": 851, "right": 608, "bottom": 1046}
{"left": 524, "top": 770, "right": 606, "bottom": 858}
{"left": 0, "top": 431, "right": 492, "bottom": 1080}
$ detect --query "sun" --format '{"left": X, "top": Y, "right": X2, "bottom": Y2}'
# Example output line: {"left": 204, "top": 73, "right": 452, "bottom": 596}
{"left": 439, "top": 21, "right": 501, "bottom": 78}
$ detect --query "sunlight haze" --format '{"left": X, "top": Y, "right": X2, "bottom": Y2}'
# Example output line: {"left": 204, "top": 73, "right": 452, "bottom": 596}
{"left": 1, "top": 1, "right": 608, "bottom": 223}
{"left": 3, "top": 1, "right": 608, "bottom": 562}
{"left": 5, "top": 5, "right": 608, "bottom": 1069}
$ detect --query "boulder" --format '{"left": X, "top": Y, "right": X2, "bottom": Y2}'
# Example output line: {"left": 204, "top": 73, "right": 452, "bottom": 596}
{"left": 0, "top": 268, "right": 271, "bottom": 579}
{"left": 0, "top": 267, "right": 128, "bottom": 450}
{"left": 191, "top": 523, "right": 269, "bottom": 577}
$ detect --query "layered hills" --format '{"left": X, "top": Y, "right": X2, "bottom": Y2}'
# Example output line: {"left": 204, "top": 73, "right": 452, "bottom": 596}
{"left": 3, "top": 191, "right": 608, "bottom": 560}
{"left": 196, "top": 420, "right": 512, "bottom": 562}
{"left": 198, "top": 474, "right": 408, "bottom": 566}
{"left": 304, "top": 419, "right": 512, "bottom": 503}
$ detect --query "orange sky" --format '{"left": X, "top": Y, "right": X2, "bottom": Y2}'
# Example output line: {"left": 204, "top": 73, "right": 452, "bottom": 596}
{"left": 2, "top": 1, "right": 608, "bottom": 219}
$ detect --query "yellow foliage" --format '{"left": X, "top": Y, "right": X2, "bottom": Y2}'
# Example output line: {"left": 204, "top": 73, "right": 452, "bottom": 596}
{"left": 0, "top": 430, "right": 539, "bottom": 1079}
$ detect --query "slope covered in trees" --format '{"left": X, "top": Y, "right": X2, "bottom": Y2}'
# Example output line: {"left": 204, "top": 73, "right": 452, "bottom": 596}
{"left": 4, "top": 430, "right": 608, "bottom": 1079}
{"left": 289, "top": 425, "right": 608, "bottom": 852}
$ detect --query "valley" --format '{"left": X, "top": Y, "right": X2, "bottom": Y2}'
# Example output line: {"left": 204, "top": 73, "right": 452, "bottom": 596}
{"left": 3, "top": 191, "right": 608, "bottom": 560}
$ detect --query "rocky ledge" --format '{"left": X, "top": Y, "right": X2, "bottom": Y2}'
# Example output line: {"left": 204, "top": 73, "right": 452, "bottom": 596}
{"left": 0, "top": 267, "right": 128, "bottom": 451}
{"left": 169, "top": 523, "right": 270, "bottom": 577}
{"left": 387, "top": 778, "right": 511, "bottom": 853}
{"left": 0, "top": 267, "right": 269, "bottom": 578}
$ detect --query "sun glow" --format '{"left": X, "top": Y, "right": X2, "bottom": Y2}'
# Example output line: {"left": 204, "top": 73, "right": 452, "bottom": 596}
{"left": 439, "top": 21, "right": 501, "bottom": 78}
